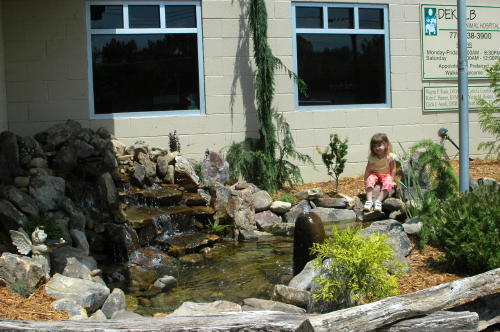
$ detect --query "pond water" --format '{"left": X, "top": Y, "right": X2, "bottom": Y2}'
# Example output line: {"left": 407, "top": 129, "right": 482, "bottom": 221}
{"left": 133, "top": 235, "right": 294, "bottom": 316}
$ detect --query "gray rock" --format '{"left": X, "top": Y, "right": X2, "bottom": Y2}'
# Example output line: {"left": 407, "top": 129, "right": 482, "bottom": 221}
{"left": 132, "top": 162, "right": 145, "bottom": 185}
{"left": 226, "top": 187, "right": 255, "bottom": 232}
{"left": 213, "top": 185, "right": 232, "bottom": 221}
{"left": 403, "top": 216, "right": 423, "bottom": 235}
{"left": 0, "top": 199, "right": 28, "bottom": 231}
{"left": 382, "top": 198, "right": 404, "bottom": 213}
{"left": 69, "top": 313, "right": 88, "bottom": 320}
{"left": 61, "top": 198, "right": 86, "bottom": 232}
{"left": 175, "top": 155, "right": 200, "bottom": 186}
{"left": 361, "top": 219, "right": 412, "bottom": 271}
{"left": 295, "top": 188, "right": 324, "bottom": 200}
{"left": 52, "top": 145, "right": 78, "bottom": 173}
{"left": 166, "top": 164, "right": 175, "bottom": 184}
{"left": 253, "top": 190, "right": 273, "bottom": 212}
{"left": 238, "top": 229, "right": 258, "bottom": 241}
{"left": 288, "top": 260, "right": 319, "bottom": 291}
{"left": 266, "top": 223, "right": 294, "bottom": 236}
{"left": 51, "top": 298, "right": 87, "bottom": 317}
{"left": 88, "top": 309, "right": 107, "bottom": 320}
{"left": 0, "top": 131, "right": 21, "bottom": 185}
{"left": 29, "top": 175, "right": 66, "bottom": 212}
{"left": 28, "top": 157, "right": 48, "bottom": 169}
{"left": 98, "top": 172, "right": 118, "bottom": 208}
{"left": 136, "top": 152, "right": 156, "bottom": 179}
{"left": 255, "top": 210, "right": 282, "bottom": 231}
{"left": 96, "top": 127, "right": 111, "bottom": 139}
{"left": 271, "top": 284, "right": 310, "bottom": 308}
{"left": 51, "top": 246, "right": 97, "bottom": 275}
{"left": 359, "top": 210, "right": 387, "bottom": 222}
{"left": 314, "top": 197, "right": 348, "bottom": 208}
{"left": 71, "top": 139, "right": 95, "bottom": 159}
{"left": 270, "top": 201, "right": 292, "bottom": 214}
{"left": 242, "top": 298, "right": 306, "bottom": 313}
{"left": 62, "top": 257, "right": 92, "bottom": 279}
{"left": 155, "top": 276, "right": 177, "bottom": 291}
{"left": 201, "top": 150, "right": 229, "bottom": 186}
{"left": 310, "top": 207, "right": 356, "bottom": 224}
{"left": 18, "top": 135, "right": 45, "bottom": 160}
{"left": 111, "top": 310, "right": 144, "bottom": 319}
{"left": 44, "top": 120, "right": 82, "bottom": 149}
{"left": 70, "top": 229, "right": 90, "bottom": 256}
{"left": 2, "top": 186, "right": 40, "bottom": 217}
{"left": 170, "top": 300, "right": 242, "bottom": 316}
{"left": 45, "top": 274, "right": 110, "bottom": 313}
{"left": 101, "top": 288, "right": 126, "bottom": 319}
{"left": 0, "top": 253, "right": 45, "bottom": 289}
{"left": 156, "top": 155, "right": 170, "bottom": 178}
{"left": 14, "top": 176, "right": 30, "bottom": 188}
{"left": 111, "top": 139, "right": 126, "bottom": 156}
{"left": 284, "top": 200, "right": 311, "bottom": 224}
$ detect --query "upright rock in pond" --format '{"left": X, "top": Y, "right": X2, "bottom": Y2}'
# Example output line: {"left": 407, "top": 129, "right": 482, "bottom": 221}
{"left": 29, "top": 176, "right": 66, "bottom": 212}
{"left": 293, "top": 213, "right": 325, "bottom": 275}
{"left": 201, "top": 150, "right": 229, "bottom": 186}
{"left": 98, "top": 172, "right": 118, "bottom": 209}
{"left": 0, "top": 131, "right": 21, "bottom": 184}
{"left": 226, "top": 187, "right": 256, "bottom": 234}
{"left": 101, "top": 288, "right": 126, "bottom": 319}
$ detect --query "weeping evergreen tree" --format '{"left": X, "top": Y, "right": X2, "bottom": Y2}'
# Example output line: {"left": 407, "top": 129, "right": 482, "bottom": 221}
{"left": 226, "top": 0, "right": 312, "bottom": 192}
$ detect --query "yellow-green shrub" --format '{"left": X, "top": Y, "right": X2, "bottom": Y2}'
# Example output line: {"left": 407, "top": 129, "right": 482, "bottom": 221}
{"left": 311, "top": 227, "right": 404, "bottom": 308}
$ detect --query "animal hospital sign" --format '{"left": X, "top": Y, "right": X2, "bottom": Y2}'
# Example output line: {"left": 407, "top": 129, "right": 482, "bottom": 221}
{"left": 420, "top": 4, "right": 500, "bottom": 80}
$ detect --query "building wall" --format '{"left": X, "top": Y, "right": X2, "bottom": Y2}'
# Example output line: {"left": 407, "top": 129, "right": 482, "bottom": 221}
{"left": 2, "top": 0, "right": 498, "bottom": 182}
{"left": 0, "top": 2, "right": 8, "bottom": 132}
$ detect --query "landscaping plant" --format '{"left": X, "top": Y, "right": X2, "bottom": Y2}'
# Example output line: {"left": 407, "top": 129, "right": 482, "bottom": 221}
{"left": 310, "top": 227, "right": 404, "bottom": 309}
{"left": 476, "top": 60, "right": 500, "bottom": 158}
{"left": 6, "top": 280, "right": 34, "bottom": 298}
{"left": 24, "top": 215, "right": 63, "bottom": 240}
{"left": 226, "top": 0, "right": 312, "bottom": 192}
{"left": 169, "top": 130, "right": 181, "bottom": 153}
{"left": 317, "top": 134, "right": 348, "bottom": 193}
{"left": 420, "top": 183, "right": 500, "bottom": 274}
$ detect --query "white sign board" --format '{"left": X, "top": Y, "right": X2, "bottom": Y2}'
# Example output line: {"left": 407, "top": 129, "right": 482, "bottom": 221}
{"left": 421, "top": 4, "right": 500, "bottom": 80}
{"left": 423, "top": 85, "right": 495, "bottom": 111}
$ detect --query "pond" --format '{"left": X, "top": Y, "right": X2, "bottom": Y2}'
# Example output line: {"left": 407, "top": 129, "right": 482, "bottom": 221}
{"left": 132, "top": 235, "right": 294, "bottom": 316}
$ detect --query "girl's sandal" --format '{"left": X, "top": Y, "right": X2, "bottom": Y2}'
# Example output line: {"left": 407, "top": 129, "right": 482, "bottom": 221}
{"left": 363, "top": 200, "right": 373, "bottom": 212}
{"left": 374, "top": 200, "right": 383, "bottom": 212}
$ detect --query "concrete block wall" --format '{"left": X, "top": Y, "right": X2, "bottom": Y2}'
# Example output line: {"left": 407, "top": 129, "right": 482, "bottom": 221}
{"left": 1, "top": 0, "right": 498, "bottom": 183}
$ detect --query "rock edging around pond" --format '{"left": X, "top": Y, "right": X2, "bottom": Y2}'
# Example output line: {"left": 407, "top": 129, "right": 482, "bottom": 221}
{"left": 0, "top": 268, "right": 498, "bottom": 331}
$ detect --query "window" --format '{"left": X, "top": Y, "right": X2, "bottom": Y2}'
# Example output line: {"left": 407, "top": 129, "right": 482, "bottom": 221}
{"left": 87, "top": 2, "right": 204, "bottom": 118}
{"left": 292, "top": 3, "right": 390, "bottom": 109}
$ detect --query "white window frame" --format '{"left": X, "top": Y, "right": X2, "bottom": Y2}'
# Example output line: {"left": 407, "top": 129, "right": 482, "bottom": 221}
{"left": 86, "top": 1, "right": 205, "bottom": 119}
{"left": 292, "top": 3, "right": 391, "bottom": 111}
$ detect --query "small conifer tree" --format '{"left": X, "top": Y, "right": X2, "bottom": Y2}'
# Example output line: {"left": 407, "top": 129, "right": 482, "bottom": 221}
{"left": 317, "top": 134, "right": 348, "bottom": 193}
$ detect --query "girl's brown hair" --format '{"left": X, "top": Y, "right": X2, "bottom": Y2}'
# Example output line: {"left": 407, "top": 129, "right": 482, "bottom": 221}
{"left": 369, "top": 133, "right": 393, "bottom": 157}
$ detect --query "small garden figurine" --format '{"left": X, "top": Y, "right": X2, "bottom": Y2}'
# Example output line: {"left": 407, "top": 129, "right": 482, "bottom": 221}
{"left": 9, "top": 227, "right": 64, "bottom": 278}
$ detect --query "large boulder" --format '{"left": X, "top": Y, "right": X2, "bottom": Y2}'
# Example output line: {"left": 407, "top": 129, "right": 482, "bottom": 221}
{"left": 284, "top": 200, "right": 311, "bottom": 224}
{"left": 360, "top": 219, "right": 412, "bottom": 270}
{"left": 45, "top": 274, "right": 110, "bottom": 313}
{"left": 29, "top": 175, "right": 66, "bottom": 212}
{"left": 0, "top": 199, "right": 28, "bottom": 231}
{"left": 309, "top": 207, "right": 356, "bottom": 224}
{"left": 101, "top": 288, "right": 126, "bottom": 319}
{"left": 0, "top": 253, "right": 45, "bottom": 289}
{"left": 0, "top": 131, "right": 21, "bottom": 184}
{"left": 288, "top": 260, "right": 319, "bottom": 291}
{"left": 255, "top": 210, "right": 282, "bottom": 231}
{"left": 51, "top": 246, "right": 98, "bottom": 274}
{"left": 170, "top": 300, "right": 241, "bottom": 316}
{"left": 2, "top": 185, "right": 39, "bottom": 217}
{"left": 201, "top": 150, "right": 229, "bottom": 186}
{"left": 271, "top": 284, "right": 310, "bottom": 308}
{"left": 253, "top": 190, "right": 273, "bottom": 212}
{"left": 175, "top": 156, "right": 199, "bottom": 187}
{"left": 226, "top": 187, "right": 255, "bottom": 232}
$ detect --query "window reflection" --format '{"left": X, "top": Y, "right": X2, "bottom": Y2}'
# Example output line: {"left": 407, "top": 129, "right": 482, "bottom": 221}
{"left": 165, "top": 5, "right": 196, "bottom": 28}
{"left": 129, "top": 5, "right": 160, "bottom": 28}
{"left": 297, "top": 34, "right": 386, "bottom": 106}
{"left": 359, "top": 8, "right": 384, "bottom": 29}
{"left": 91, "top": 5, "right": 123, "bottom": 29}
{"left": 296, "top": 7, "right": 323, "bottom": 29}
{"left": 92, "top": 34, "right": 200, "bottom": 114}
{"left": 328, "top": 8, "right": 353, "bottom": 29}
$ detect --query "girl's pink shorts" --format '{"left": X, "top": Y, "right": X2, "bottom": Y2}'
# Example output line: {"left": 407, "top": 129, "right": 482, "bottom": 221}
{"left": 365, "top": 173, "right": 395, "bottom": 192}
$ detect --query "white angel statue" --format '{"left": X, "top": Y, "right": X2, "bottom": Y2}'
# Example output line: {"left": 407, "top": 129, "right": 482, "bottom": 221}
{"left": 9, "top": 227, "right": 64, "bottom": 278}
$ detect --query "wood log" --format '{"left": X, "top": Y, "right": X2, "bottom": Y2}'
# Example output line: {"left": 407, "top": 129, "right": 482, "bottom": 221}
{"left": 449, "top": 292, "right": 500, "bottom": 331}
{"left": 296, "top": 268, "right": 500, "bottom": 332}
{"left": 0, "top": 311, "right": 308, "bottom": 331}
{"left": 375, "top": 311, "right": 479, "bottom": 332}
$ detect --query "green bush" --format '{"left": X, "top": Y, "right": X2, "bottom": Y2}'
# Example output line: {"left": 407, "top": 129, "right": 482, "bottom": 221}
{"left": 476, "top": 60, "right": 499, "bottom": 158}
{"left": 420, "top": 184, "right": 500, "bottom": 274}
{"left": 207, "top": 219, "right": 229, "bottom": 234}
{"left": 310, "top": 227, "right": 404, "bottom": 308}
{"left": 7, "top": 280, "right": 34, "bottom": 298}
{"left": 24, "top": 215, "right": 63, "bottom": 240}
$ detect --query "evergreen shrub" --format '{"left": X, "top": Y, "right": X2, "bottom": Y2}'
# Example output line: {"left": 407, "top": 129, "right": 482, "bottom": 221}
{"left": 420, "top": 183, "right": 500, "bottom": 274}
{"left": 311, "top": 227, "right": 404, "bottom": 308}
{"left": 24, "top": 215, "right": 63, "bottom": 240}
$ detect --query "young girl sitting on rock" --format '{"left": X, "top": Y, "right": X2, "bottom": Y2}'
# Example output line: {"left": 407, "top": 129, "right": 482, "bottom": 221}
{"left": 363, "top": 133, "right": 397, "bottom": 212}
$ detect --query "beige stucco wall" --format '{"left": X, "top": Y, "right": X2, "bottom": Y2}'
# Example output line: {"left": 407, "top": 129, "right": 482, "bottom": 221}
{"left": 0, "top": 2, "right": 8, "bottom": 132}
{"left": 2, "top": 0, "right": 498, "bottom": 182}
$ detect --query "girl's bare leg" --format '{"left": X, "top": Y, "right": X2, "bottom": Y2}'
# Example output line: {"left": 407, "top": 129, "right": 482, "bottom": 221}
{"left": 376, "top": 190, "right": 387, "bottom": 202}
{"left": 366, "top": 187, "right": 374, "bottom": 201}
